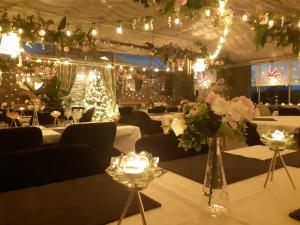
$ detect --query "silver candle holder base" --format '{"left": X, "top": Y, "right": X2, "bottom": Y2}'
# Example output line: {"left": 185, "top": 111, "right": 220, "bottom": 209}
{"left": 118, "top": 187, "right": 147, "bottom": 225}
{"left": 264, "top": 149, "right": 296, "bottom": 189}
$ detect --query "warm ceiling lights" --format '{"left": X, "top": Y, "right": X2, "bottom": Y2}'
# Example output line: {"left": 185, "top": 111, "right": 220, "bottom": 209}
{"left": 0, "top": 32, "right": 21, "bottom": 58}
{"left": 205, "top": 9, "right": 211, "bottom": 17}
{"left": 174, "top": 17, "right": 180, "bottom": 25}
{"left": 144, "top": 23, "right": 150, "bottom": 31}
{"left": 116, "top": 25, "right": 123, "bottom": 34}
{"left": 242, "top": 14, "right": 248, "bottom": 22}
{"left": 66, "top": 30, "right": 72, "bottom": 37}
{"left": 91, "top": 28, "right": 97, "bottom": 36}
{"left": 38, "top": 29, "right": 46, "bottom": 37}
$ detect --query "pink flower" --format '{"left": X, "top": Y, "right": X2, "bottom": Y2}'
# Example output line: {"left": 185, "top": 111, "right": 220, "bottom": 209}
{"left": 228, "top": 100, "right": 248, "bottom": 122}
{"left": 205, "top": 92, "right": 220, "bottom": 104}
{"left": 211, "top": 96, "right": 229, "bottom": 115}
{"left": 223, "top": 115, "right": 238, "bottom": 129}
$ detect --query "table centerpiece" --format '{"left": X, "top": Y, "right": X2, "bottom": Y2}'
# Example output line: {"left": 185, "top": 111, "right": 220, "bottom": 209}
{"left": 172, "top": 90, "right": 254, "bottom": 216}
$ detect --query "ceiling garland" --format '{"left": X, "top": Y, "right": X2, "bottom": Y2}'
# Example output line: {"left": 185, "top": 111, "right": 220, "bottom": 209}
{"left": 0, "top": 0, "right": 298, "bottom": 67}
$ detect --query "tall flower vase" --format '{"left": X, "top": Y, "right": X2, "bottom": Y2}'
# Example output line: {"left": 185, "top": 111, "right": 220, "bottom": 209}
{"left": 32, "top": 110, "right": 39, "bottom": 126}
{"left": 202, "top": 137, "right": 230, "bottom": 216}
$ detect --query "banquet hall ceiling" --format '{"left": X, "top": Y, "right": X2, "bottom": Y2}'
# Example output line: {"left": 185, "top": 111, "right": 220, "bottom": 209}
{"left": 0, "top": 0, "right": 299, "bottom": 64}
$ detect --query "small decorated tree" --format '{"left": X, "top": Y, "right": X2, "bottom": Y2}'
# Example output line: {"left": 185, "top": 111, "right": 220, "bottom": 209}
{"left": 83, "top": 70, "right": 114, "bottom": 121}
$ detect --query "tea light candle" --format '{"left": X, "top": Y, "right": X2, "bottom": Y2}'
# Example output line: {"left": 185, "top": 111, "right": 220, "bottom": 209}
{"left": 123, "top": 156, "right": 149, "bottom": 175}
{"left": 271, "top": 130, "right": 285, "bottom": 141}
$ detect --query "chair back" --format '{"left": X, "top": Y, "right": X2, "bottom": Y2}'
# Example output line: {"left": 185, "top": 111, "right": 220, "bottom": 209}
{"left": 136, "top": 132, "right": 208, "bottom": 161}
{"left": 79, "top": 107, "right": 95, "bottom": 122}
{"left": 59, "top": 122, "right": 117, "bottom": 169}
{"left": 119, "top": 106, "right": 134, "bottom": 116}
{"left": 132, "top": 111, "right": 163, "bottom": 136}
{"left": 0, "top": 127, "right": 43, "bottom": 153}
{"left": 0, "top": 144, "right": 102, "bottom": 193}
{"left": 244, "top": 121, "right": 264, "bottom": 146}
{"left": 148, "top": 106, "right": 166, "bottom": 114}
{"left": 278, "top": 107, "right": 300, "bottom": 116}
{"left": 256, "top": 104, "right": 271, "bottom": 116}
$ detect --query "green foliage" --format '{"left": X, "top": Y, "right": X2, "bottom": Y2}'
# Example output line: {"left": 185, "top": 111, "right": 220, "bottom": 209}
{"left": 0, "top": 9, "right": 96, "bottom": 49}
{"left": 37, "top": 76, "right": 67, "bottom": 110}
{"left": 178, "top": 104, "right": 222, "bottom": 152}
{"left": 57, "top": 16, "right": 67, "bottom": 31}
{"left": 178, "top": 103, "right": 245, "bottom": 152}
{"left": 248, "top": 13, "right": 300, "bottom": 55}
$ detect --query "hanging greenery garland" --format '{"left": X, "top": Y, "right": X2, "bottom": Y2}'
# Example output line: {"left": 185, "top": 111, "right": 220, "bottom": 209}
{"left": 0, "top": 9, "right": 97, "bottom": 50}
{"left": 246, "top": 12, "right": 300, "bottom": 55}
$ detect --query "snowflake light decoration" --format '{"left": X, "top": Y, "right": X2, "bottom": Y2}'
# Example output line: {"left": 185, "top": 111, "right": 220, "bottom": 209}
{"left": 265, "top": 66, "right": 281, "bottom": 79}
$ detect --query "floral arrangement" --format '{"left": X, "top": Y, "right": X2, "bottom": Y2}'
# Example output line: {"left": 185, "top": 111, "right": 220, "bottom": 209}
{"left": 1, "top": 101, "right": 15, "bottom": 110}
{"left": 172, "top": 92, "right": 254, "bottom": 151}
{"left": 246, "top": 12, "right": 300, "bottom": 55}
{"left": 25, "top": 98, "right": 45, "bottom": 111}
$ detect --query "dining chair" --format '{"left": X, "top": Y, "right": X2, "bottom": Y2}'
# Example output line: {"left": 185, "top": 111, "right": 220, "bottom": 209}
{"left": 119, "top": 106, "right": 134, "bottom": 116}
{"left": 79, "top": 107, "right": 95, "bottom": 122}
{"left": 278, "top": 107, "right": 300, "bottom": 116}
{"left": 147, "top": 106, "right": 166, "bottom": 114}
{"left": 0, "top": 127, "right": 43, "bottom": 153}
{"left": 0, "top": 144, "right": 102, "bottom": 193}
{"left": 118, "top": 110, "right": 163, "bottom": 136}
{"left": 135, "top": 131, "right": 208, "bottom": 161}
{"left": 59, "top": 122, "right": 117, "bottom": 170}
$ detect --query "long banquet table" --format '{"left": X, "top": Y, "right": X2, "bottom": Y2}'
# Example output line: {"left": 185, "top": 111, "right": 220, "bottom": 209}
{"left": 41, "top": 125, "right": 141, "bottom": 153}
{"left": 251, "top": 116, "right": 300, "bottom": 133}
{"left": 0, "top": 146, "right": 299, "bottom": 225}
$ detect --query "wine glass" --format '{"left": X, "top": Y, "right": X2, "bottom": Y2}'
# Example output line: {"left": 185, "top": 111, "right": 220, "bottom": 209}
{"left": 64, "top": 108, "right": 72, "bottom": 123}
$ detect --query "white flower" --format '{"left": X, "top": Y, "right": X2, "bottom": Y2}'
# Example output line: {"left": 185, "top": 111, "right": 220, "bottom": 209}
{"left": 211, "top": 97, "right": 229, "bottom": 115}
{"left": 228, "top": 100, "right": 248, "bottom": 122}
{"left": 171, "top": 117, "right": 186, "bottom": 136}
{"left": 1, "top": 102, "right": 7, "bottom": 109}
{"left": 27, "top": 104, "right": 34, "bottom": 110}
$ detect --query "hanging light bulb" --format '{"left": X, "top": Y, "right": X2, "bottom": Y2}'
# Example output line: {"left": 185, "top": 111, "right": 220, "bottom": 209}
{"left": 17, "top": 28, "right": 23, "bottom": 34}
{"left": 91, "top": 27, "right": 97, "bottom": 36}
{"left": 205, "top": 9, "right": 211, "bottom": 17}
{"left": 0, "top": 32, "right": 21, "bottom": 58}
{"left": 268, "top": 19, "right": 275, "bottom": 28}
{"left": 219, "top": 0, "right": 226, "bottom": 14}
{"left": 224, "top": 28, "right": 229, "bottom": 36}
{"left": 298, "top": 20, "right": 300, "bottom": 28}
{"left": 242, "top": 14, "right": 248, "bottom": 22}
{"left": 166, "top": 67, "right": 170, "bottom": 72}
{"left": 144, "top": 23, "right": 150, "bottom": 31}
{"left": 174, "top": 17, "right": 180, "bottom": 25}
{"left": 129, "top": 67, "right": 134, "bottom": 72}
{"left": 38, "top": 29, "right": 46, "bottom": 37}
{"left": 116, "top": 25, "right": 123, "bottom": 34}
{"left": 142, "top": 67, "right": 146, "bottom": 72}
{"left": 220, "top": 36, "right": 225, "bottom": 44}
{"left": 66, "top": 29, "right": 72, "bottom": 37}
{"left": 154, "top": 68, "right": 159, "bottom": 72}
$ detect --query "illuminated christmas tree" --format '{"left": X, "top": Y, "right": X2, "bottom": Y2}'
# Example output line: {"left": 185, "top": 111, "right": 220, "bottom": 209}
{"left": 83, "top": 70, "right": 114, "bottom": 121}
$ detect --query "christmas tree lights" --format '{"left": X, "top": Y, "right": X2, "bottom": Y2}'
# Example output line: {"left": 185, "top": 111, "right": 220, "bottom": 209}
{"left": 83, "top": 70, "right": 115, "bottom": 121}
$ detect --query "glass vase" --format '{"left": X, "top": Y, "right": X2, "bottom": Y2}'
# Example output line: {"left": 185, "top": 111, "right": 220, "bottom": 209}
{"left": 202, "top": 137, "right": 230, "bottom": 216}
{"left": 32, "top": 110, "right": 39, "bottom": 126}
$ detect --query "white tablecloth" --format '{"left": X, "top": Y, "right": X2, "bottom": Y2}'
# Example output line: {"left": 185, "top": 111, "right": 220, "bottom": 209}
{"left": 42, "top": 125, "right": 141, "bottom": 153}
{"left": 1, "top": 166, "right": 299, "bottom": 225}
{"left": 113, "top": 125, "right": 141, "bottom": 153}
{"left": 149, "top": 113, "right": 183, "bottom": 133}
{"left": 251, "top": 116, "right": 300, "bottom": 133}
